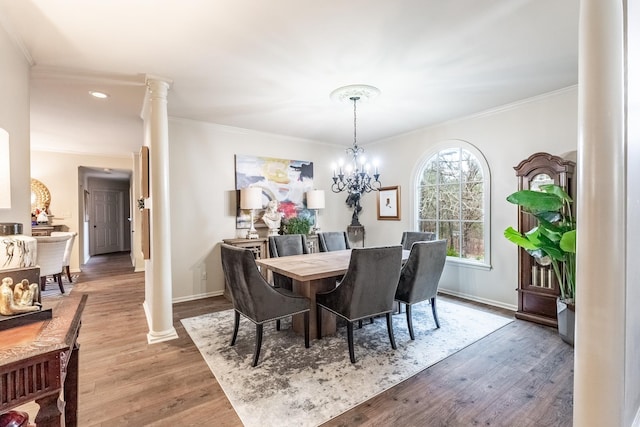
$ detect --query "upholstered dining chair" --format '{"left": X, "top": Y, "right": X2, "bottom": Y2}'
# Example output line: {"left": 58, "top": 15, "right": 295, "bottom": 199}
{"left": 316, "top": 245, "right": 403, "bottom": 363}
{"left": 317, "top": 231, "right": 351, "bottom": 252}
{"left": 220, "top": 244, "right": 311, "bottom": 367}
{"left": 395, "top": 239, "right": 447, "bottom": 340}
{"left": 50, "top": 231, "right": 77, "bottom": 283}
{"left": 34, "top": 235, "right": 70, "bottom": 293}
{"left": 268, "top": 234, "right": 309, "bottom": 290}
{"left": 400, "top": 231, "right": 436, "bottom": 250}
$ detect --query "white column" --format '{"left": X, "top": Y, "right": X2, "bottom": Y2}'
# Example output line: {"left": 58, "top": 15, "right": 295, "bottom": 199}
{"left": 574, "top": 1, "right": 626, "bottom": 425}
{"left": 143, "top": 77, "right": 178, "bottom": 344}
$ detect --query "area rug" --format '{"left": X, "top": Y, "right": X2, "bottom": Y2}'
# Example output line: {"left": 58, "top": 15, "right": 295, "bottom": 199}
{"left": 41, "top": 274, "right": 78, "bottom": 299}
{"left": 182, "top": 300, "right": 513, "bottom": 427}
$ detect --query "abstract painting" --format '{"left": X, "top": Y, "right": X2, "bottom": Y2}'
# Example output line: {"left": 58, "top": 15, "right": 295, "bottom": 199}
{"left": 235, "top": 155, "right": 314, "bottom": 229}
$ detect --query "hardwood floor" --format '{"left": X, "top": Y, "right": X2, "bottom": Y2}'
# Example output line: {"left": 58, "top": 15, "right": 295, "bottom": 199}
{"left": 40, "top": 252, "right": 573, "bottom": 426}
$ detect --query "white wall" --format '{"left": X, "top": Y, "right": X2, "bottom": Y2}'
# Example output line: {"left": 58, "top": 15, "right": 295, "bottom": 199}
{"left": 31, "top": 151, "right": 135, "bottom": 272}
{"left": 364, "top": 87, "right": 578, "bottom": 309}
{"left": 168, "top": 118, "right": 349, "bottom": 302}
{"left": 0, "top": 24, "right": 31, "bottom": 229}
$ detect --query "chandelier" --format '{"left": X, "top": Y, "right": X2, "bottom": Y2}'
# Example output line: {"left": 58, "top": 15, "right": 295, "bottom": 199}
{"left": 330, "top": 85, "right": 382, "bottom": 226}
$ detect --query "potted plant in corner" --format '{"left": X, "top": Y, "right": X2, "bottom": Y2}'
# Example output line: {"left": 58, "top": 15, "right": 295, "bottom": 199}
{"left": 504, "top": 184, "right": 576, "bottom": 345}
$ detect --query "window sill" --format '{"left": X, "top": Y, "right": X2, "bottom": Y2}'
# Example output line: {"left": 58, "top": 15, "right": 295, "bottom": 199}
{"left": 445, "top": 257, "right": 492, "bottom": 271}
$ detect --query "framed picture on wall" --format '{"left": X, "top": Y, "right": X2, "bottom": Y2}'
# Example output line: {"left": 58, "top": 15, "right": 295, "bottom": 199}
{"left": 234, "top": 154, "right": 314, "bottom": 229}
{"left": 377, "top": 186, "right": 401, "bottom": 220}
{"left": 140, "top": 146, "right": 149, "bottom": 198}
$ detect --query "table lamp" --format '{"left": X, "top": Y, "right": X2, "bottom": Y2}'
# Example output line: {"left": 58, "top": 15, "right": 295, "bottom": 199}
{"left": 240, "top": 187, "right": 262, "bottom": 239}
{"left": 306, "top": 190, "right": 325, "bottom": 234}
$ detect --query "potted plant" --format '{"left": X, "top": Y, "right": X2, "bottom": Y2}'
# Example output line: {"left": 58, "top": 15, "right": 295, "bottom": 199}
{"left": 504, "top": 184, "right": 576, "bottom": 345}
{"left": 282, "top": 216, "right": 312, "bottom": 235}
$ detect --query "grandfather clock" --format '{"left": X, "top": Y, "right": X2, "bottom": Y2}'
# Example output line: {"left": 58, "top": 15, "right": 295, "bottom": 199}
{"left": 513, "top": 152, "right": 575, "bottom": 327}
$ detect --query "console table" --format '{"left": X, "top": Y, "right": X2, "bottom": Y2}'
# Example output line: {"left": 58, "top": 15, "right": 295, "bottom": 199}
{"left": 0, "top": 293, "right": 87, "bottom": 426}
{"left": 31, "top": 225, "right": 65, "bottom": 237}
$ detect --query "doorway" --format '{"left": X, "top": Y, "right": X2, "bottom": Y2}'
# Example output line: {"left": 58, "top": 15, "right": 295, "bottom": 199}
{"left": 79, "top": 169, "right": 132, "bottom": 261}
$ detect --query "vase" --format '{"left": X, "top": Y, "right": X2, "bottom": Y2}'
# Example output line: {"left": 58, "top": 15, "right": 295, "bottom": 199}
{"left": 556, "top": 298, "right": 575, "bottom": 346}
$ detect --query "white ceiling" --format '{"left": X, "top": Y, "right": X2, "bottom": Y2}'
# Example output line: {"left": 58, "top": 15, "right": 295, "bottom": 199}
{"left": 0, "top": 0, "right": 579, "bottom": 157}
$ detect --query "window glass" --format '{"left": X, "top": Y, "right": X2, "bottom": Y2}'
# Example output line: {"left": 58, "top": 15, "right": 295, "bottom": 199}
{"left": 415, "top": 142, "right": 490, "bottom": 266}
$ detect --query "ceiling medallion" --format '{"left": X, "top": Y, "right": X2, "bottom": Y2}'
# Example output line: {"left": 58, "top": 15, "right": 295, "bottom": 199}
{"left": 329, "top": 84, "right": 381, "bottom": 104}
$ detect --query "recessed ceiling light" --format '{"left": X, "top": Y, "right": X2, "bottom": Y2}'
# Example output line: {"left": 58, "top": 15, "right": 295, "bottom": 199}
{"left": 89, "top": 90, "right": 109, "bottom": 99}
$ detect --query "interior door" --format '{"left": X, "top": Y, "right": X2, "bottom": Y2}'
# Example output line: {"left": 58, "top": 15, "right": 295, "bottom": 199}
{"left": 91, "top": 189, "right": 122, "bottom": 255}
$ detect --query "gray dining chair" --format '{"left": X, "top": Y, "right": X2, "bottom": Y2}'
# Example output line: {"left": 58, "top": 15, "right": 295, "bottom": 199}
{"left": 395, "top": 239, "right": 447, "bottom": 340}
{"left": 317, "top": 231, "right": 351, "bottom": 252}
{"left": 268, "top": 234, "right": 309, "bottom": 290}
{"left": 400, "top": 231, "right": 436, "bottom": 250}
{"left": 316, "top": 245, "right": 403, "bottom": 363}
{"left": 220, "top": 244, "right": 311, "bottom": 367}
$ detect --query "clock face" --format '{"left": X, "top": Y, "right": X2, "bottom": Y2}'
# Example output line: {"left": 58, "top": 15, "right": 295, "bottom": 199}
{"left": 535, "top": 255, "right": 552, "bottom": 266}
{"left": 530, "top": 173, "right": 554, "bottom": 191}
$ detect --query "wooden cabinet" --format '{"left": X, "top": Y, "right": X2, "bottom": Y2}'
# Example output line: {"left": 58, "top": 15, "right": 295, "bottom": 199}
{"left": 222, "top": 238, "right": 268, "bottom": 260}
{"left": 513, "top": 152, "right": 575, "bottom": 327}
{"left": 0, "top": 294, "right": 86, "bottom": 425}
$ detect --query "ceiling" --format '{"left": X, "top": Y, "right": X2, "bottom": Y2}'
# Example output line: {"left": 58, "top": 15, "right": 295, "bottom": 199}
{"left": 0, "top": 0, "right": 579, "bottom": 157}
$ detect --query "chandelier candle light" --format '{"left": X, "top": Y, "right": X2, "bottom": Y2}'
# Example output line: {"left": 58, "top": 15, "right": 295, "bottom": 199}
{"left": 330, "top": 85, "right": 382, "bottom": 227}
{"left": 306, "top": 190, "right": 325, "bottom": 234}
{"left": 240, "top": 187, "right": 262, "bottom": 239}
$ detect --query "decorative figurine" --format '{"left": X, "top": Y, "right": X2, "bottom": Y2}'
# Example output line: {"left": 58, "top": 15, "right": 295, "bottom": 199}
{"left": 0, "top": 277, "right": 42, "bottom": 316}
{"left": 262, "top": 200, "right": 282, "bottom": 236}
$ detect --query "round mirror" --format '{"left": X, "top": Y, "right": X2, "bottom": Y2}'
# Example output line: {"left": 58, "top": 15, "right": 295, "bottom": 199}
{"left": 30, "top": 178, "right": 51, "bottom": 214}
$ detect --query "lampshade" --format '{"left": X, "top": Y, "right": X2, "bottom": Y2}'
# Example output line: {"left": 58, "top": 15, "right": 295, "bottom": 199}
{"left": 240, "top": 187, "right": 262, "bottom": 210}
{"left": 306, "top": 190, "right": 325, "bottom": 209}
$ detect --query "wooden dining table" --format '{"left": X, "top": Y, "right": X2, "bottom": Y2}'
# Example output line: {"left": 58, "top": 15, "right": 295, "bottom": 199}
{"left": 255, "top": 249, "right": 409, "bottom": 339}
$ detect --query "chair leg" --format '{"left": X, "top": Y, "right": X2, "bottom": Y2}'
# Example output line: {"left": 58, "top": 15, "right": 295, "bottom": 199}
{"left": 347, "top": 322, "right": 356, "bottom": 363}
{"left": 303, "top": 312, "right": 309, "bottom": 348}
{"left": 431, "top": 297, "right": 440, "bottom": 328}
{"left": 358, "top": 319, "right": 363, "bottom": 329}
{"left": 66, "top": 266, "right": 73, "bottom": 283}
{"left": 386, "top": 312, "right": 397, "bottom": 350}
{"left": 276, "top": 319, "right": 281, "bottom": 331}
{"left": 406, "top": 304, "right": 415, "bottom": 340}
{"left": 230, "top": 311, "right": 240, "bottom": 346}
{"left": 316, "top": 306, "right": 323, "bottom": 339}
{"left": 56, "top": 274, "right": 65, "bottom": 294}
{"left": 40, "top": 276, "right": 46, "bottom": 291}
{"left": 252, "top": 324, "right": 263, "bottom": 367}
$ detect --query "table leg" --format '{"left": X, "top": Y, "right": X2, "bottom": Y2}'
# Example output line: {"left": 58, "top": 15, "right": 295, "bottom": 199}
{"left": 64, "top": 340, "right": 80, "bottom": 426}
{"left": 34, "top": 391, "right": 63, "bottom": 427}
{"left": 292, "top": 277, "right": 337, "bottom": 339}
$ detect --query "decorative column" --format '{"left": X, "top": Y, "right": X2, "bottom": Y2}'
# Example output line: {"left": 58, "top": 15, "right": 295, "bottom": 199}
{"left": 574, "top": 1, "right": 627, "bottom": 425}
{"left": 142, "top": 76, "right": 178, "bottom": 344}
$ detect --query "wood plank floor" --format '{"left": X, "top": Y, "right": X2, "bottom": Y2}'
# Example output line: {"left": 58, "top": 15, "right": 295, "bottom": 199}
{"left": 37, "top": 252, "right": 573, "bottom": 426}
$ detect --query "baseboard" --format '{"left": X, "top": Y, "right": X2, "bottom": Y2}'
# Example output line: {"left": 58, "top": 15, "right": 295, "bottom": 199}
{"left": 438, "top": 289, "right": 517, "bottom": 312}
{"left": 172, "top": 290, "right": 225, "bottom": 304}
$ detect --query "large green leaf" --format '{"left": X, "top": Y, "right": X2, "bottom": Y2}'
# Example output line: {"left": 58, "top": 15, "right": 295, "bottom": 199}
{"left": 506, "top": 190, "right": 563, "bottom": 213}
{"left": 539, "top": 184, "right": 573, "bottom": 203}
{"left": 504, "top": 227, "right": 539, "bottom": 251}
{"left": 560, "top": 229, "right": 576, "bottom": 253}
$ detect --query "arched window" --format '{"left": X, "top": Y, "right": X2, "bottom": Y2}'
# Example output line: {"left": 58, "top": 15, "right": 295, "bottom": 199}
{"left": 414, "top": 140, "right": 491, "bottom": 268}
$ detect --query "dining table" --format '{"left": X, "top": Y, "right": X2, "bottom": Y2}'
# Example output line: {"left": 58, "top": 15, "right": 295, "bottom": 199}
{"left": 255, "top": 248, "right": 409, "bottom": 339}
